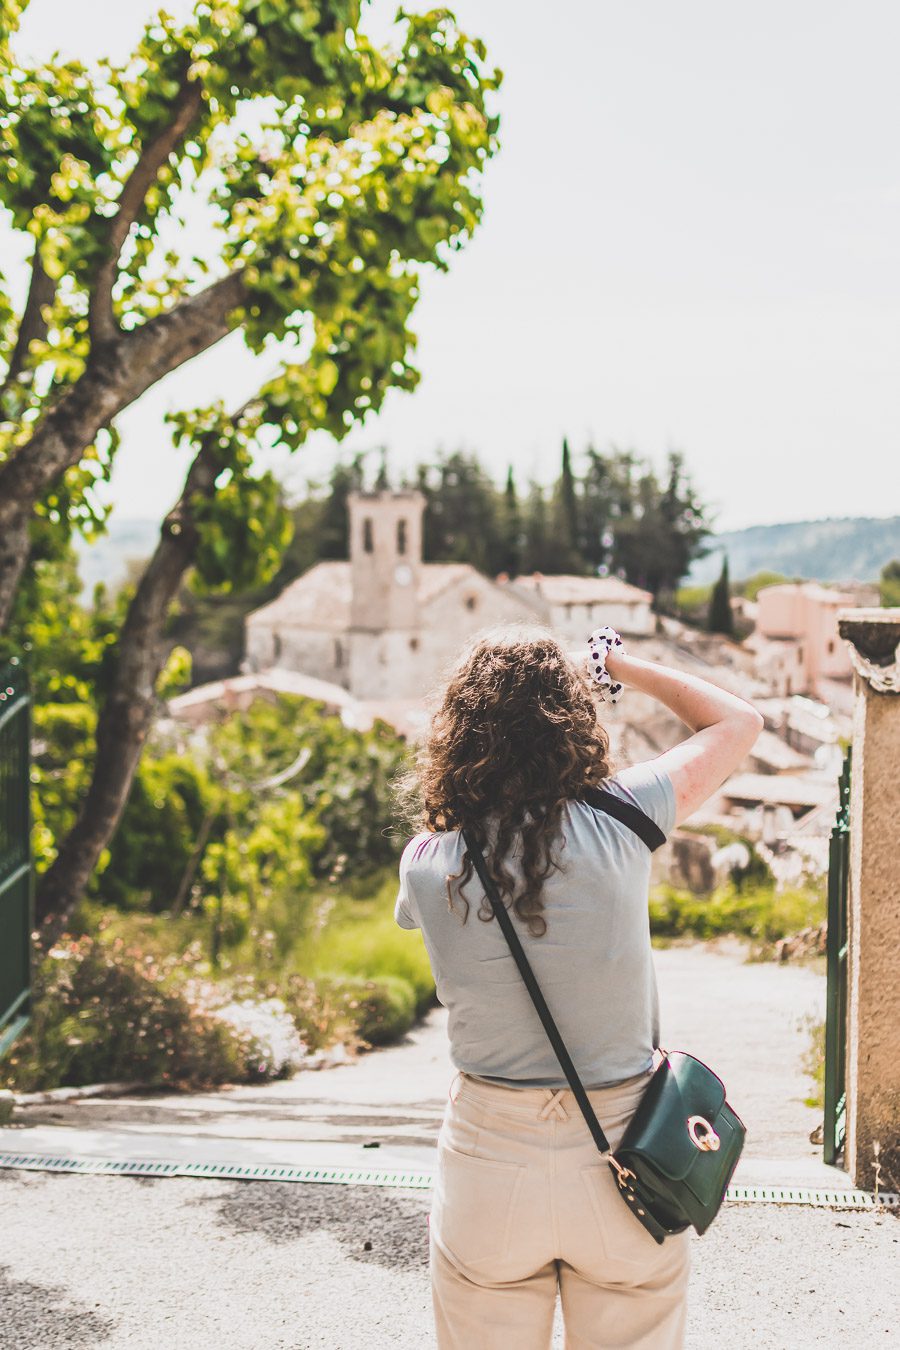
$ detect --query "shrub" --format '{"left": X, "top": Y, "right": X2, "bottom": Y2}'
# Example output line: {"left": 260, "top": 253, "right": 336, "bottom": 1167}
{"left": 332, "top": 975, "right": 418, "bottom": 1047}
{"left": 208, "top": 695, "right": 408, "bottom": 881}
{"left": 278, "top": 974, "right": 359, "bottom": 1054}
{"left": 98, "top": 752, "right": 217, "bottom": 911}
{"left": 0, "top": 937, "right": 272, "bottom": 1093}
{"left": 649, "top": 881, "right": 826, "bottom": 945}
{"left": 311, "top": 908, "right": 435, "bottom": 1015}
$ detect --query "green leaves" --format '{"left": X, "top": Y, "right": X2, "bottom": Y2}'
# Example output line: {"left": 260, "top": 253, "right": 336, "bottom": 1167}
{"left": 1, "top": 0, "right": 499, "bottom": 659}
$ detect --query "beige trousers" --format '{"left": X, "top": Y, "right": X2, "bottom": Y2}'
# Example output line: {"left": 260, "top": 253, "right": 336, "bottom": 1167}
{"left": 430, "top": 1070, "right": 691, "bottom": 1350}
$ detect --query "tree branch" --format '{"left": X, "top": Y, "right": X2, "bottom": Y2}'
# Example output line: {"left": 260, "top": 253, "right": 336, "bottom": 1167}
{"left": 89, "top": 74, "right": 205, "bottom": 346}
{"left": 0, "top": 267, "right": 247, "bottom": 631}
{"left": 0, "top": 241, "right": 55, "bottom": 404}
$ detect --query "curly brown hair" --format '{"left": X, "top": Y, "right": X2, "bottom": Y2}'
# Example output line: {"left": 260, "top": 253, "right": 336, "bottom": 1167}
{"left": 408, "top": 625, "right": 613, "bottom": 936}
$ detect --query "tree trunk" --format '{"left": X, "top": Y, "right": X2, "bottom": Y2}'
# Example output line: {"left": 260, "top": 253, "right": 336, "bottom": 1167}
{"left": 35, "top": 439, "right": 221, "bottom": 939}
{"left": 0, "top": 270, "right": 245, "bottom": 632}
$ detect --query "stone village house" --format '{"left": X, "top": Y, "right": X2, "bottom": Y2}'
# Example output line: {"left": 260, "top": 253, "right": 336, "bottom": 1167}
{"left": 243, "top": 489, "right": 656, "bottom": 702}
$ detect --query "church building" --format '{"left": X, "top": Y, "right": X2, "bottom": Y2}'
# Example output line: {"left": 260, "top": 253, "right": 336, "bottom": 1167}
{"left": 244, "top": 489, "right": 656, "bottom": 702}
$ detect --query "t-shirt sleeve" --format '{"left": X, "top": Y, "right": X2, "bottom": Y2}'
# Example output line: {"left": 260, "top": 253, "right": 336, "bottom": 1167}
{"left": 394, "top": 834, "right": 426, "bottom": 931}
{"left": 606, "top": 760, "right": 677, "bottom": 840}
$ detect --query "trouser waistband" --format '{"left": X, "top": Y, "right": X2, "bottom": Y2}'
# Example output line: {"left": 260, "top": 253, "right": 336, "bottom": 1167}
{"left": 451, "top": 1067, "right": 653, "bottom": 1121}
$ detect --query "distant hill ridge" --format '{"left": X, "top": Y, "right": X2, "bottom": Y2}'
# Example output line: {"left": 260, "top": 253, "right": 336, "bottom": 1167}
{"left": 687, "top": 515, "right": 900, "bottom": 586}
{"left": 74, "top": 514, "right": 900, "bottom": 596}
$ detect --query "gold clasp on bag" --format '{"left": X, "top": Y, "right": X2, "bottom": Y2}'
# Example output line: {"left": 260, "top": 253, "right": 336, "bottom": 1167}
{"left": 608, "top": 1156, "right": 636, "bottom": 1186}
{"left": 687, "top": 1115, "right": 721, "bottom": 1152}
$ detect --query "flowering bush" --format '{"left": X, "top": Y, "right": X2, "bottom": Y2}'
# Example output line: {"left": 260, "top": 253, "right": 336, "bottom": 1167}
{"left": 0, "top": 937, "right": 282, "bottom": 1093}
{"left": 277, "top": 973, "right": 358, "bottom": 1053}
{"left": 210, "top": 996, "right": 306, "bottom": 1078}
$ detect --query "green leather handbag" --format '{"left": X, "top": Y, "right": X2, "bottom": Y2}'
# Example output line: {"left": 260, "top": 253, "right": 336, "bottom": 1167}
{"left": 463, "top": 793, "right": 746, "bottom": 1246}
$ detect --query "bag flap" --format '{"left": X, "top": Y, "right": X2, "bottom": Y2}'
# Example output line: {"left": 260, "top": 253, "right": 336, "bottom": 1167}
{"left": 616, "top": 1052, "right": 728, "bottom": 1182}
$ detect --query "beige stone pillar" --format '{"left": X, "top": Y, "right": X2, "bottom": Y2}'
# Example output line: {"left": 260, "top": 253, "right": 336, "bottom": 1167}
{"left": 837, "top": 608, "right": 900, "bottom": 1192}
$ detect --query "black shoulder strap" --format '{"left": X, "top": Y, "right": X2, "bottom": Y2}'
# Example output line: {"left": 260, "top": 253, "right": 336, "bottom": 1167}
{"left": 462, "top": 828, "right": 613, "bottom": 1156}
{"left": 582, "top": 787, "right": 667, "bottom": 852}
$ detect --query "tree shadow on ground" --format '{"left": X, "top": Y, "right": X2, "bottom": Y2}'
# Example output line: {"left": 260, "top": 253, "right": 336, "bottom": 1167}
{"left": 198, "top": 1180, "right": 431, "bottom": 1272}
{"left": 0, "top": 1264, "right": 115, "bottom": 1348}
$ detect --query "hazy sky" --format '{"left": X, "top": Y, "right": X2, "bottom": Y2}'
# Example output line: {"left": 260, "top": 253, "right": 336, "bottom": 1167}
{"left": 10, "top": 1, "right": 900, "bottom": 532}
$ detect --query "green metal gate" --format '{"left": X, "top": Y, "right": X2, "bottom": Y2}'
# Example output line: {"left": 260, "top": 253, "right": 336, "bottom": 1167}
{"left": 823, "top": 748, "right": 851, "bottom": 1166}
{"left": 0, "top": 658, "right": 32, "bottom": 1058}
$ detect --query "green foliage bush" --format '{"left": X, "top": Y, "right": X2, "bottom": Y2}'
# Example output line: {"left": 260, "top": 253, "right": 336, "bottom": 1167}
{"left": 649, "top": 881, "right": 826, "bottom": 945}
{"left": 309, "top": 904, "right": 435, "bottom": 1015}
{"left": 209, "top": 695, "right": 408, "bottom": 882}
{"left": 277, "top": 973, "right": 358, "bottom": 1054}
{"left": 98, "top": 753, "right": 215, "bottom": 911}
{"left": 1, "top": 936, "right": 260, "bottom": 1093}
{"left": 331, "top": 976, "right": 418, "bottom": 1047}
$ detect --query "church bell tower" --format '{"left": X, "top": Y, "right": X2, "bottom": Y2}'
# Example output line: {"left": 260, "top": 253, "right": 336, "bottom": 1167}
{"left": 347, "top": 489, "right": 426, "bottom": 698}
{"left": 348, "top": 489, "right": 425, "bottom": 631}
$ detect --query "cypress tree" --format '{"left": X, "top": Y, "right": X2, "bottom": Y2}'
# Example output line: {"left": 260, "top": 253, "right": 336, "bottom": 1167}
{"left": 501, "top": 465, "right": 522, "bottom": 576}
{"left": 560, "top": 437, "right": 579, "bottom": 556}
{"left": 707, "top": 556, "right": 735, "bottom": 635}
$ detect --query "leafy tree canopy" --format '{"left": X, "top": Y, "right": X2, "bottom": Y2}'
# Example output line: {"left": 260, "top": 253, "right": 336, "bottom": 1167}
{"left": 0, "top": 0, "right": 500, "bottom": 617}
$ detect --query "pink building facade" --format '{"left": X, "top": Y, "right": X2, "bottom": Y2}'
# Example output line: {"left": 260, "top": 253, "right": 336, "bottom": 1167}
{"left": 753, "top": 583, "right": 854, "bottom": 696}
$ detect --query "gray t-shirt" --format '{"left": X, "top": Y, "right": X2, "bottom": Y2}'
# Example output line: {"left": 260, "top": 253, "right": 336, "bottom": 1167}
{"left": 394, "top": 761, "right": 676, "bottom": 1089}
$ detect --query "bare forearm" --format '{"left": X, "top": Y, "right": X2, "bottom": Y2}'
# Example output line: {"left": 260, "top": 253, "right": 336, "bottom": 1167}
{"left": 605, "top": 651, "right": 760, "bottom": 733}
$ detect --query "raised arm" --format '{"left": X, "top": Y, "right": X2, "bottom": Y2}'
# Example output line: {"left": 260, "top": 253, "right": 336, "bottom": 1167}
{"left": 605, "top": 651, "right": 764, "bottom": 826}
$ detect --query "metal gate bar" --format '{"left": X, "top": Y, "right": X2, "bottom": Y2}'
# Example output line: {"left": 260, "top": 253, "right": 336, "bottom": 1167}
{"left": 0, "top": 658, "right": 32, "bottom": 1059}
{"left": 823, "top": 749, "right": 851, "bottom": 1166}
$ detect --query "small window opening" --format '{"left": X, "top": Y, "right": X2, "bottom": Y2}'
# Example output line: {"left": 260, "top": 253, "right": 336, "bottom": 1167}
{"left": 409, "top": 636, "right": 419, "bottom": 651}
{"left": 363, "top": 518, "right": 374, "bottom": 553}
{"left": 397, "top": 519, "right": 407, "bottom": 554}
{"left": 334, "top": 639, "right": 344, "bottom": 668}
{"left": 465, "top": 594, "right": 478, "bottom": 611}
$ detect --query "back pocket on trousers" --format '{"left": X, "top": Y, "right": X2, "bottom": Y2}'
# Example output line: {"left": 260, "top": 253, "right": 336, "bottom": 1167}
{"left": 432, "top": 1144, "right": 525, "bottom": 1274}
{"left": 579, "top": 1164, "right": 669, "bottom": 1277}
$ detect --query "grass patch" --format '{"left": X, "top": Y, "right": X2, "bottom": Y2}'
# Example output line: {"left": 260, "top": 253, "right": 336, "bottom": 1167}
{"left": 304, "top": 872, "right": 434, "bottom": 1014}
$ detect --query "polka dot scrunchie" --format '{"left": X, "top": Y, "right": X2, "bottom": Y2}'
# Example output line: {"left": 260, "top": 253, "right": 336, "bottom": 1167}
{"left": 587, "top": 625, "right": 625, "bottom": 703}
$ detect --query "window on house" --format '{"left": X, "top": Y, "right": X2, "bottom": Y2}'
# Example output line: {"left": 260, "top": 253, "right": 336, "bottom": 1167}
{"left": 465, "top": 594, "right": 478, "bottom": 611}
{"left": 797, "top": 646, "right": 804, "bottom": 663}
{"left": 827, "top": 640, "right": 835, "bottom": 655}
{"left": 363, "top": 518, "right": 374, "bottom": 552}
{"left": 409, "top": 636, "right": 419, "bottom": 651}
{"left": 564, "top": 603, "right": 572, "bottom": 619}
{"left": 334, "top": 640, "right": 344, "bottom": 667}
{"left": 273, "top": 633, "right": 282, "bottom": 662}
{"left": 397, "top": 519, "right": 407, "bottom": 554}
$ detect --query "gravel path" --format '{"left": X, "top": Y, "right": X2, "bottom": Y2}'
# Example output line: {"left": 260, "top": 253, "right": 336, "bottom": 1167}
{"left": 0, "top": 1169, "right": 896, "bottom": 1349}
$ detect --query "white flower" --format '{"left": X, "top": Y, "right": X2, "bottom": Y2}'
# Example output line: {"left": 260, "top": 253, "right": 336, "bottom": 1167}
{"left": 213, "top": 996, "right": 306, "bottom": 1076}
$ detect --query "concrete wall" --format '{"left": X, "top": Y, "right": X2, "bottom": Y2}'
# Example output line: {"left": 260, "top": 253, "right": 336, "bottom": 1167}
{"left": 245, "top": 623, "right": 349, "bottom": 689}
{"left": 842, "top": 613, "right": 900, "bottom": 1191}
{"left": 347, "top": 573, "right": 547, "bottom": 700}
{"left": 757, "top": 585, "right": 853, "bottom": 693}
{"left": 548, "top": 600, "right": 654, "bottom": 642}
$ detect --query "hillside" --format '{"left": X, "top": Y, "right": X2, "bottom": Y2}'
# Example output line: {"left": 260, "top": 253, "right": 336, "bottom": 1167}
{"left": 687, "top": 516, "right": 900, "bottom": 585}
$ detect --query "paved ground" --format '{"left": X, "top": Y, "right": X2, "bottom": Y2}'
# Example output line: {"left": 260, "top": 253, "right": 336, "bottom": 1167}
{"left": 4, "top": 942, "right": 894, "bottom": 1349}
{"left": 0, "top": 1169, "right": 896, "bottom": 1349}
